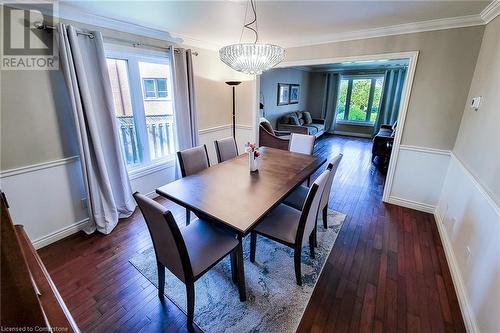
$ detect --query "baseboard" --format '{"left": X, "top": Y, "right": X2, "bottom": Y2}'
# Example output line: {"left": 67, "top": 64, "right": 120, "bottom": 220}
{"left": 386, "top": 196, "right": 435, "bottom": 213}
{"left": 332, "top": 130, "right": 373, "bottom": 138}
{"left": 33, "top": 218, "right": 90, "bottom": 249}
{"left": 433, "top": 210, "right": 479, "bottom": 333}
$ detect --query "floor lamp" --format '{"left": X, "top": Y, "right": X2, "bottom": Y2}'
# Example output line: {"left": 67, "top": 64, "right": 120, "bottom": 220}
{"left": 226, "top": 81, "right": 242, "bottom": 139}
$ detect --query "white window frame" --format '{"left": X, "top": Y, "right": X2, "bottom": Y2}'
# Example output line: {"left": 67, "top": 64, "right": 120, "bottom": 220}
{"left": 105, "top": 45, "right": 176, "bottom": 175}
{"left": 336, "top": 73, "right": 385, "bottom": 126}
{"left": 142, "top": 78, "right": 169, "bottom": 100}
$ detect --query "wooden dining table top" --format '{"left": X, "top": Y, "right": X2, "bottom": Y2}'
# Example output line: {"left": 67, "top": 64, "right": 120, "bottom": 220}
{"left": 156, "top": 147, "right": 326, "bottom": 235}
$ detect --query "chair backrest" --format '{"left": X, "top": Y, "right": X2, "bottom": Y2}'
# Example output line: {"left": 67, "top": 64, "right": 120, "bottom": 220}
{"left": 214, "top": 137, "right": 238, "bottom": 163}
{"left": 297, "top": 169, "right": 329, "bottom": 244}
{"left": 177, "top": 145, "right": 210, "bottom": 177}
{"left": 319, "top": 154, "right": 343, "bottom": 211}
{"left": 289, "top": 133, "right": 315, "bottom": 155}
{"left": 133, "top": 192, "right": 191, "bottom": 282}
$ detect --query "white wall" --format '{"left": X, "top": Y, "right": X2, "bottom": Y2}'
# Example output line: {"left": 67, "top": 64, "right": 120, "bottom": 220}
{"left": 435, "top": 155, "right": 500, "bottom": 333}
{"left": 434, "top": 15, "right": 500, "bottom": 333}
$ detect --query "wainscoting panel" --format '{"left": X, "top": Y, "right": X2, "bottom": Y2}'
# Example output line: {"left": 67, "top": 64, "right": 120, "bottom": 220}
{"left": 435, "top": 154, "right": 500, "bottom": 333}
{"left": 0, "top": 157, "right": 89, "bottom": 249}
{"left": 387, "top": 145, "right": 451, "bottom": 212}
{"left": 0, "top": 124, "right": 256, "bottom": 249}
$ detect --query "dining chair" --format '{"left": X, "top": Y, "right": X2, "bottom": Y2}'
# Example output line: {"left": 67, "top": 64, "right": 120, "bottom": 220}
{"left": 249, "top": 169, "right": 329, "bottom": 286}
{"left": 133, "top": 192, "right": 245, "bottom": 327}
{"left": 289, "top": 133, "right": 316, "bottom": 155}
{"left": 214, "top": 137, "right": 238, "bottom": 163}
{"left": 177, "top": 145, "right": 210, "bottom": 225}
{"left": 283, "top": 154, "right": 343, "bottom": 230}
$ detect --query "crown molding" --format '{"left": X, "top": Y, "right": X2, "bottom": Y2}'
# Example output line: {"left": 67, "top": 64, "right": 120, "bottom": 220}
{"left": 279, "top": 14, "right": 485, "bottom": 48}
{"left": 8, "top": 1, "right": 496, "bottom": 51}
{"left": 16, "top": 2, "right": 182, "bottom": 44}
{"left": 174, "top": 33, "right": 222, "bottom": 51}
{"left": 481, "top": 1, "right": 500, "bottom": 24}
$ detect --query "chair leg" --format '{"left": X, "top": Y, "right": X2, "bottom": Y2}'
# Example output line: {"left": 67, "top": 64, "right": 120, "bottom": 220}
{"left": 186, "top": 209, "right": 191, "bottom": 226}
{"left": 294, "top": 248, "right": 302, "bottom": 286}
{"left": 186, "top": 282, "right": 195, "bottom": 328}
{"left": 230, "top": 252, "right": 237, "bottom": 284}
{"left": 322, "top": 206, "right": 328, "bottom": 229}
{"left": 236, "top": 241, "right": 247, "bottom": 301}
{"left": 309, "top": 231, "right": 315, "bottom": 259}
{"left": 250, "top": 231, "right": 257, "bottom": 263}
{"left": 157, "top": 261, "right": 165, "bottom": 299}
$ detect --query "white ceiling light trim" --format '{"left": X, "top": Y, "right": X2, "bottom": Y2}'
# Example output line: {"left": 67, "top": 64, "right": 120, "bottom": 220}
{"left": 219, "top": 0, "right": 284, "bottom": 74}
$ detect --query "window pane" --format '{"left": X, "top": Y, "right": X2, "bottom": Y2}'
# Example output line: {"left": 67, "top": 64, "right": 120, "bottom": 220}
{"left": 156, "top": 79, "right": 168, "bottom": 98}
{"left": 139, "top": 62, "right": 174, "bottom": 161}
{"left": 143, "top": 79, "right": 156, "bottom": 98}
{"left": 348, "top": 79, "right": 370, "bottom": 122}
{"left": 106, "top": 58, "right": 141, "bottom": 166}
{"left": 336, "top": 79, "right": 349, "bottom": 120}
{"left": 370, "top": 78, "right": 384, "bottom": 123}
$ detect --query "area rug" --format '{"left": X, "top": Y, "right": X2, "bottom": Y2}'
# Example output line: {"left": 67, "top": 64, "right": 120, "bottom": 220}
{"left": 129, "top": 209, "right": 346, "bottom": 333}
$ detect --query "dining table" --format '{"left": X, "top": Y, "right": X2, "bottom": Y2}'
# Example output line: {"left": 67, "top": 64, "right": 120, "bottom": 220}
{"left": 156, "top": 146, "right": 326, "bottom": 300}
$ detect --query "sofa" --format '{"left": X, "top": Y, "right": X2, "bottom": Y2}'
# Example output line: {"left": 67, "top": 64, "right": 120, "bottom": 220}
{"left": 372, "top": 122, "right": 397, "bottom": 167}
{"left": 259, "top": 118, "right": 290, "bottom": 150}
{"left": 276, "top": 111, "right": 325, "bottom": 138}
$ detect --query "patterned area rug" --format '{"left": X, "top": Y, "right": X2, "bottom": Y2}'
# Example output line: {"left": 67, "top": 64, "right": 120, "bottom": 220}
{"left": 129, "top": 209, "right": 346, "bottom": 333}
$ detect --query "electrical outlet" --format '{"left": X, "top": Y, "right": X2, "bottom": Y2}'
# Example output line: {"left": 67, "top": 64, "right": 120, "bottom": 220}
{"left": 465, "top": 246, "right": 472, "bottom": 261}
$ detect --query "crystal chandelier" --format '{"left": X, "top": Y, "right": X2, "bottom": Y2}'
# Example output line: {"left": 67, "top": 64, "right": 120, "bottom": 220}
{"left": 219, "top": 0, "right": 284, "bottom": 75}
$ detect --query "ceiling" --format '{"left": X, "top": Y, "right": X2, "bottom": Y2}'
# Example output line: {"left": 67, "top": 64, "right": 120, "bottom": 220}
{"left": 61, "top": 1, "right": 492, "bottom": 48}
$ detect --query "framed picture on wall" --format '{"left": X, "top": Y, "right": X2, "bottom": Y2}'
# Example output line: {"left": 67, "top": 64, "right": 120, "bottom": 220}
{"left": 289, "top": 84, "right": 300, "bottom": 104}
{"left": 277, "top": 83, "right": 290, "bottom": 106}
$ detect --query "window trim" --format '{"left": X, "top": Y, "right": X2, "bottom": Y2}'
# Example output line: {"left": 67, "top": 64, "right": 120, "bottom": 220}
{"left": 337, "top": 74, "right": 384, "bottom": 125}
{"left": 106, "top": 47, "right": 175, "bottom": 174}
{"left": 142, "top": 77, "right": 170, "bottom": 100}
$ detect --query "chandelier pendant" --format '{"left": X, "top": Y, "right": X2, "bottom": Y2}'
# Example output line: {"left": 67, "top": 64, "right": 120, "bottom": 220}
{"left": 219, "top": 0, "right": 284, "bottom": 75}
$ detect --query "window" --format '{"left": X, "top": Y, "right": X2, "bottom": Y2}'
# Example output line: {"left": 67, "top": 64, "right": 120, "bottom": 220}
{"left": 106, "top": 53, "right": 175, "bottom": 169}
{"left": 142, "top": 78, "right": 169, "bottom": 99}
{"left": 336, "top": 75, "right": 384, "bottom": 124}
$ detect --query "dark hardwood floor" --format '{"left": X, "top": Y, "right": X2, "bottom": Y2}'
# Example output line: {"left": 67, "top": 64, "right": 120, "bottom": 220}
{"left": 38, "top": 134, "right": 465, "bottom": 333}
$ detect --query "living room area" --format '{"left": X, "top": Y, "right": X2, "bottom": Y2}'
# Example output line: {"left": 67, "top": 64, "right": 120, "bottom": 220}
{"left": 259, "top": 56, "right": 410, "bottom": 173}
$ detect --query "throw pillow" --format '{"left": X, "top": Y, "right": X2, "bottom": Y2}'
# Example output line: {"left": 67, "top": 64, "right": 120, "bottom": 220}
{"left": 299, "top": 118, "right": 305, "bottom": 126}
{"left": 302, "top": 111, "right": 313, "bottom": 124}
{"left": 289, "top": 115, "right": 300, "bottom": 126}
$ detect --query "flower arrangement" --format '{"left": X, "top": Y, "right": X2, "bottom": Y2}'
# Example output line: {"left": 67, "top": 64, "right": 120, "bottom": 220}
{"left": 245, "top": 142, "right": 260, "bottom": 172}
{"left": 245, "top": 142, "right": 260, "bottom": 158}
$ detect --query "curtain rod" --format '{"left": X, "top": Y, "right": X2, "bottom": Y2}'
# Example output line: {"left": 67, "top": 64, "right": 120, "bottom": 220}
{"left": 34, "top": 22, "right": 198, "bottom": 56}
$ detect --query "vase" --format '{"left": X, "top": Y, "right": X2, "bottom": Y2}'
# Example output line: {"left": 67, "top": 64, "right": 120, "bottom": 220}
{"left": 248, "top": 152, "right": 258, "bottom": 172}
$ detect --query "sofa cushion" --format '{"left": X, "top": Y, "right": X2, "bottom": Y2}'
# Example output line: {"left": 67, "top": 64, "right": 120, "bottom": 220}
{"left": 304, "top": 126, "right": 318, "bottom": 135}
{"left": 289, "top": 115, "right": 300, "bottom": 125}
{"left": 302, "top": 111, "right": 312, "bottom": 124}
{"left": 278, "top": 115, "right": 289, "bottom": 124}
{"left": 305, "top": 123, "right": 324, "bottom": 132}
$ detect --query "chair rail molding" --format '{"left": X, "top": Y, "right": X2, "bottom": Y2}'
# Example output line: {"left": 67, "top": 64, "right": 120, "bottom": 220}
{"left": 434, "top": 152, "right": 500, "bottom": 333}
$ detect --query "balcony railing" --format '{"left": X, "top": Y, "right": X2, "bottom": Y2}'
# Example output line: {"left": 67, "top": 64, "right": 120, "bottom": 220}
{"left": 117, "top": 114, "right": 175, "bottom": 165}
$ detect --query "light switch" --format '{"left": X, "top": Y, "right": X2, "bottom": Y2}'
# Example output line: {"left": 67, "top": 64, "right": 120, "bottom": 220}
{"left": 470, "top": 96, "right": 482, "bottom": 111}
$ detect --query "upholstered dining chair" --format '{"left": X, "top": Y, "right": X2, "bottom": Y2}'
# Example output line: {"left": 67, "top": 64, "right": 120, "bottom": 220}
{"left": 249, "top": 169, "right": 329, "bottom": 286}
{"left": 214, "top": 137, "right": 238, "bottom": 163}
{"left": 133, "top": 192, "right": 245, "bottom": 327}
{"left": 177, "top": 145, "right": 210, "bottom": 225}
{"left": 283, "top": 154, "right": 343, "bottom": 230}
{"left": 289, "top": 133, "right": 316, "bottom": 155}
